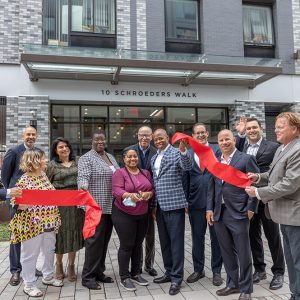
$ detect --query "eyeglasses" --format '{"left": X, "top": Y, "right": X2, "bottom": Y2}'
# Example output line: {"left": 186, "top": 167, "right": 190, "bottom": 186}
{"left": 138, "top": 134, "right": 152, "bottom": 138}
{"left": 194, "top": 131, "right": 207, "bottom": 136}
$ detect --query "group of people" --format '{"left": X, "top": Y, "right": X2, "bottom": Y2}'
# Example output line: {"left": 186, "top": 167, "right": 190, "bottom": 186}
{"left": 0, "top": 111, "right": 299, "bottom": 300}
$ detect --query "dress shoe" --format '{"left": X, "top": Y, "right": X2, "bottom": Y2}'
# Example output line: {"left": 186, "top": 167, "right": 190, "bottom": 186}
{"left": 186, "top": 271, "right": 205, "bottom": 283}
{"left": 253, "top": 271, "right": 267, "bottom": 284}
{"left": 216, "top": 287, "right": 240, "bottom": 296}
{"left": 145, "top": 267, "right": 158, "bottom": 277}
{"left": 153, "top": 274, "right": 171, "bottom": 284}
{"left": 169, "top": 282, "right": 180, "bottom": 296}
{"left": 9, "top": 272, "right": 21, "bottom": 286}
{"left": 269, "top": 274, "right": 283, "bottom": 290}
{"left": 239, "top": 292, "right": 252, "bottom": 300}
{"left": 212, "top": 273, "right": 223, "bottom": 286}
{"left": 97, "top": 274, "right": 114, "bottom": 283}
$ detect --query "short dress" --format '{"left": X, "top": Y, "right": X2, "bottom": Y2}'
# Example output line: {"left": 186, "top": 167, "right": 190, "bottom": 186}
{"left": 9, "top": 172, "right": 61, "bottom": 244}
{"left": 46, "top": 160, "right": 84, "bottom": 254}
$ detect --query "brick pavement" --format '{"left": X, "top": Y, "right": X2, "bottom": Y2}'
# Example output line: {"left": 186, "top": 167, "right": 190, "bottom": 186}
{"left": 0, "top": 218, "right": 291, "bottom": 300}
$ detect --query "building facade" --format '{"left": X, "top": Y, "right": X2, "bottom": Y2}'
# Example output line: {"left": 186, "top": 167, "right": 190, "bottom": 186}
{"left": 0, "top": 0, "right": 300, "bottom": 163}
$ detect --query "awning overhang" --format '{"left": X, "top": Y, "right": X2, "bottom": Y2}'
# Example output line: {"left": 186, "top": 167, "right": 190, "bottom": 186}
{"left": 21, "top": 44, "right": 282, "bottom": 88}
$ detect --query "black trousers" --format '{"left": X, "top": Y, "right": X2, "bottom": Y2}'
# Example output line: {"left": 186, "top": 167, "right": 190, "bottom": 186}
{"left": 112, "top": 205, "right": 149, "bottom": 280}
{"left": 82, "top": 214, "right": 113, "bottom": 285}
{"left": 156, "top": 206, "right": 185, "bottom": 285}
{"left": 250, "top": 202, "right": 285, "bottom": 275}
{"left": 141, "top": 209, "right": 155, "bottom": 270}
{"left": 214, "top": 207, "right": 253, "bottom": 294}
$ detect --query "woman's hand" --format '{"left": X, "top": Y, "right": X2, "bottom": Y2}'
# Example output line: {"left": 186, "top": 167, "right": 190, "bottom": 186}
{"left": 139, "top": 191, "right": 153, "bottom": 201}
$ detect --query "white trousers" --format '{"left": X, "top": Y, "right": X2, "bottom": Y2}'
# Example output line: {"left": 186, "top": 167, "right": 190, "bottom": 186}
{"left": 21, "top": 231, "right": 56, "bottom": 287}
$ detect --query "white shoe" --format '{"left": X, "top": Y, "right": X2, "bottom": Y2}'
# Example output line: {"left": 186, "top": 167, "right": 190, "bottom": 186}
{"left": 23, "top": 286, "right": 43, "bottom": 297}
{"left": 42, "top": 277, "right": 63, "bottom": 287}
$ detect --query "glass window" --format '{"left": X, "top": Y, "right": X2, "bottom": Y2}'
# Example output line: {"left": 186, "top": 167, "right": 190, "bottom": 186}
{"left": 109, "top": 107, "right": 164, "bottom": 123}
{"left": 197, "top": 108, "right": 227, "bottom": 123}
{"left": 71, "top": 0, "right": 115, "bottom": 34}
{"left": 167, "top": 107, "right": 196, "bottom": 123}
{"left": 81, "top": 106, "right": 107, "bottom": 123}
{"left": 165, "top": 0, "right": 199, "bottom": 40}
{"left": 243, "top": 5, "right": 274, "bottom": 45}
{"left": 42, "top": 0, "right": 69, "bottom": 45}
{"left": 52, "top": 105, "right": 80, "bottom": 122}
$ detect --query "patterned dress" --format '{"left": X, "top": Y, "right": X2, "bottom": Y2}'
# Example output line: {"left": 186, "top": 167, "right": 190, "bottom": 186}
{"left": 46, "top": 160, "right": 84, "bottom": 254}
{"left": 9, "top": 172, "right": 61, "bottom": 244}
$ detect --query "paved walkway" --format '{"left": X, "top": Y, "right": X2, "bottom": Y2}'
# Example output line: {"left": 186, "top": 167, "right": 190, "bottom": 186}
{"left": 0, "top": 218, "right": 291, "bottom": 300}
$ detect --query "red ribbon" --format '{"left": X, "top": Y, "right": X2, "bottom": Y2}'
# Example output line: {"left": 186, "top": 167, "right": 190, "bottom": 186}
{"left": 172, "top": 132, "right": 252, "bottom": 188}
{"left": 16, "top": 190, "right": 102, "bottom": 240}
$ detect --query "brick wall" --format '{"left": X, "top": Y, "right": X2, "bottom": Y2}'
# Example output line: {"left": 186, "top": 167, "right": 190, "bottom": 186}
{"left": 6, "top": 96, "right": 50, "bottom": 155}
{"left": 117, "top": 0, "right": 131, "bottom": 49}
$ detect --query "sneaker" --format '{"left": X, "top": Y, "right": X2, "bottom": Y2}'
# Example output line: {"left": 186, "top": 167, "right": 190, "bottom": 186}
{"left": 120, "top": 278, "right": 136, "bottom": 291}
{"left": 131, "top": 274, "right": 149, "bottom": 286}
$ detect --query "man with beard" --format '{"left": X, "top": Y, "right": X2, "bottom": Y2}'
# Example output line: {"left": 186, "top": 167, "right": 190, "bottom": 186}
{"left": 2, "top": 126, "right": 38, "bottom": 286}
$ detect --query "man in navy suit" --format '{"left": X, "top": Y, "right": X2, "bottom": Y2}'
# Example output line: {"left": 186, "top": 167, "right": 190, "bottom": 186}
{"left": 1, "top": 125, "right": 37, "bottom": 286}
{"left": 236, "top": 117, "right": 284, "bottom": 290}
{"left": 183, "top": 123, "right": 223, "bottom": 285}
{"left": 151, "top": 129, "right": 192, "bottom": 296}
{"left": 0, "top": 187, "right": 22, "bottom": 200}
{"left": 124, "top": 126, "right": 158, "bottom": 276}
{"left": 207, "top": 129, "right": 259, "bottom": 300}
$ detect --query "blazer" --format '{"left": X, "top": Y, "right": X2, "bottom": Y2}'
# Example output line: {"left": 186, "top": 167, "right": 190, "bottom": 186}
{"left": 124, "top": 143, "right": 157, "bottom": 172}
{"left": 77, "top": 149, "right": 120, "bottom": 214}
{"left": 183, "top": 144, "right": 221, "bottom": 210}
{"left": 257, "top": 137, "right": 300, "bottom": 226}
{"left": 1, "top": 144, "right": 26, "bottom": 189}
{"left": 0, "top": 188, "right": 8, "bottom": 201}
{"left": 207, "top": 149, "right": 260, "bottom": 221}
{"left": 151, "top": 145, "right": 193, "bottom": 211}
{"left": 236, "top": 136, "right": 279, "bottom": 172}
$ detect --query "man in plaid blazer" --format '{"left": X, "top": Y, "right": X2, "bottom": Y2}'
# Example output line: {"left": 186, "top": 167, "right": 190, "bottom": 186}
{"left": 151, "top": 129, "right": 192, "bottom": 296}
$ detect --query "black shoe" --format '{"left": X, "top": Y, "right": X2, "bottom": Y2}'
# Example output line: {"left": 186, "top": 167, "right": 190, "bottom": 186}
{"left": 216, "top": 287, "right": 240, "bottom": 296}
{"left": 82, "top": 281, "right": 102, "bottom": 290}
{"left": 169, "top": 282, "right": 180, "bottom": 296}
{"left": 35, "top": 269, "right": 43, "bottom": 277}
{"left": 97, "top": 274, "right": 114, "bottom": 283}
{"left": 145, "top": 267, "right": 158, "bottom": 277}
{"left": 9, "top": 272, "right": 21, "bottom": 286}
{"left": 131, "top": 274, "right": 149, "bottom": 286}
{"left": 239, "top": 293, "right": 252, "bottom": 300}
{"left": 186, "top": 271, "right": 205, "bottom": 283}
{"left": 253, "top": 271, "right": 267, "bottom": 284}
{"left": 120, "top": 278, "right": 136, "bottom": 291}
{"left": 213, "top": 273, "right": 223, "bottom": 286}
{"left": 153, "top": 274, "right": 171, "bottom": 284}
{"left": 269, "top": 274, "right": 283, "bottom": 290}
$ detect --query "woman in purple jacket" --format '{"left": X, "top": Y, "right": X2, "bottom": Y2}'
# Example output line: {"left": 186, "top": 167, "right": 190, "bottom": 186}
{"left": 112, "top": 148, "right": 154, "bottom": 292}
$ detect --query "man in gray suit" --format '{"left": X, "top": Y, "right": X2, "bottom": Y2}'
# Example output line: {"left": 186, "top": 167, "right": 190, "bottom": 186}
{"left": 246, "top": 112, "right": 300, "bottom": 300}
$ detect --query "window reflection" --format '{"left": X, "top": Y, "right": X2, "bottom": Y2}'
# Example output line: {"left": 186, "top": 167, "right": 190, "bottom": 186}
{"left": 167, "top": 107, "right": 196, "bottom": 123}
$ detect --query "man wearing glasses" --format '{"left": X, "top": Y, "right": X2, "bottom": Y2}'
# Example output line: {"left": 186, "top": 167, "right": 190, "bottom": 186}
{"left": 124, "top": 126, "right": 158, "bottom": 276}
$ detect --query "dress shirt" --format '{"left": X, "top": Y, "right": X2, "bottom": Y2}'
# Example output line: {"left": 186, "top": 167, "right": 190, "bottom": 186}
{"left": 246, "top": 137, "right": 262, "bottom": 156}
{"left": 153, "top": 144, "right": 170, "bottom": 176}
{"left": 139, "top": 144, "right": 150, "bottom": 156}
{"left": 194, "top": 142, "right": 209, "bottom": 168}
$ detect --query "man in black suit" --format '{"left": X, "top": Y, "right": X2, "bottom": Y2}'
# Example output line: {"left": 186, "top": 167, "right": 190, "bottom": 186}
{"left": 1, "top": 126, "right": 37, "bottom": 286}
{"left": 124, "top": 125, "right": 158, "bottom": 276}
{"left": 183, "top": 123, "right": 223, "bottom": 286}
{"left": 236, "top": 116, "right": 285, "bottom": 290}
{"left": 207, "top": 129, "right": 260, "bottom": 300}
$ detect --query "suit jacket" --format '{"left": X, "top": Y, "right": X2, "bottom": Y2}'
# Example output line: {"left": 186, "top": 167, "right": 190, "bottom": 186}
{"left": 236, "top": 136, "right": 279, "bottom": 172}
{"left": 183, "top": 144, "right": 221, "bottom": 210}
{"left": 151, "top": 145, "right": 193, "bottom": 211}
{"left": 257, "top": 137, "right": 300, "bottom": 226}
{"left": 124, "top": 143, "right": 157, "bottom": 172}
{"left": 1, "top": 144, "right": 26, "bottom": 189}
{"left": 207, "top": 149, "right": 260, "bottom": 221}
{"left": 0, "top": 189, "right": 8, "bottom": 201}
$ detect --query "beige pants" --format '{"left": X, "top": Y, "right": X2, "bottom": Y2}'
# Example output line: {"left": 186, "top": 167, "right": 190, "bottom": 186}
{"left": 21, "top": 231, "right": 56, "bottom": 287}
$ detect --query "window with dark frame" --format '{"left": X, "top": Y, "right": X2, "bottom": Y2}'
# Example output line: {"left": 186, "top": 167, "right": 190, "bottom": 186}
{"left": 42, "top": 0, "right": 116, "bottom": 47}
{"left": 243, "top": 4, "right": 275, "bottom": 58}
{"left": 165, "top": 0, "right": 201, "bottom": 54}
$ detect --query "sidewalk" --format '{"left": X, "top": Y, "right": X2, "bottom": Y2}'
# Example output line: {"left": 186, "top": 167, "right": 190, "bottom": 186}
{"left": 0, "top": 218, "right": 291, "bottom": 300}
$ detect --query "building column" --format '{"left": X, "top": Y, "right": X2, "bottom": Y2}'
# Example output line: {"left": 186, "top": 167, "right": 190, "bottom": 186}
{"left": 229, "top": 100, "right": 266, "bottom": 135}
{"left": 117, "top": 0, "right": 131, "bottom": 49}
{"left": 6, "top": 96, "right": 50, "bottom": 155}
